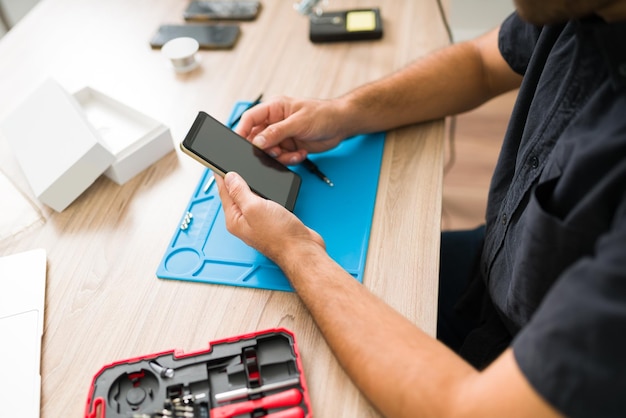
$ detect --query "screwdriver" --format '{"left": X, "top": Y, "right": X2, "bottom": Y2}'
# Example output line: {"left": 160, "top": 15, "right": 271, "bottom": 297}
{"left": 210, "top": 388, "right": 302, "bottom": 418}
{"left": 265, "top": 406, "right": 305, "bottom": 418}
{"left": 302, "top": 158, "right": 334, "bottom": 187}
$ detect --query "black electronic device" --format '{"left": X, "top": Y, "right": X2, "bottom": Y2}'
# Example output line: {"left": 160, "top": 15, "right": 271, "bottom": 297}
{"left": 309, "top": 8, "right": 383, "bottom": 43}
{"left": 184, "top": 0, "right": 261, "bottom": 21}
{"left": 150, "top": 23, "right": 240, "bottom": 49}
{"left": 180, "top": 111, "right": 302, "bottom": 212}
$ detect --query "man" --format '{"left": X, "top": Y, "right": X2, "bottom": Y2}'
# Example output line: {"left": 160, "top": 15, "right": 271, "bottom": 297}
{"left": 215, "top": 0, "right": 626, "bottom": 416}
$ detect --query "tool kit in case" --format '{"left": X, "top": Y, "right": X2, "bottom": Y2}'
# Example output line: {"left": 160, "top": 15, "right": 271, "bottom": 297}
{"left": 84, "top": 328, "right": 311, "bottom": 418}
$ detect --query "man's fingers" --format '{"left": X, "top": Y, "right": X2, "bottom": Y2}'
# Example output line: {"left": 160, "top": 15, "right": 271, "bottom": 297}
{"left": 251, "top": 120, "right": 296, "bottom": 150}
{"left": 276, "top": 149, "right": 308, "bottom": 165}
{"left": 237, "top": 109, "right": 294, "bottom": 151}
{"left": 235, "top": 103, "right": 272, "bottom": 138}
{"left": 215, "top": 174, "right": 234, "bottom": 213}
{"left": 223, "top": 172, "right": 254, "bottom": 212}
{"left": 216, "top": 172, "right": 255, "bottom": 235}
{"left": 215, "top": 172, "right": 250, "bottom": 215}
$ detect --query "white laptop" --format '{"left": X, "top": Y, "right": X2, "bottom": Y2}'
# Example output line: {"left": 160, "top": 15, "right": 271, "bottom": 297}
{"left": 0, "top": 248, "right": 47, "bottom": 418}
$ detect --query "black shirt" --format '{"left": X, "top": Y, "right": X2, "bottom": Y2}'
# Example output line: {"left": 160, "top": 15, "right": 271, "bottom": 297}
{"left": 487, "top": 13, "right": 626, "bottom": 417}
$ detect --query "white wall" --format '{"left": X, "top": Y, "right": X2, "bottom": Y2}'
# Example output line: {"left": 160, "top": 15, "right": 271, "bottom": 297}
{"left": 0, "top": 0, "right": 40, "bottom": 37}
{"left": 450, "top": 0, "right": 515, "bottom": 42}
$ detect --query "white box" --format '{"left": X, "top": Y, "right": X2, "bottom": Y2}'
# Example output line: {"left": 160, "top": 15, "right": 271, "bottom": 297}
{"left": 0, "top": 79, "right": 173, "bottom": 212}
{"left": 73, "top": 87, "right": 173, "bottom": 185}
{"left": 0, "top": 80, "right": 114, "bottom": 212}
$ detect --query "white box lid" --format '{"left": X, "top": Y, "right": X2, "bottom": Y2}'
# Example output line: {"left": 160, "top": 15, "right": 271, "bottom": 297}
{"left": 0, "top": 79, "right": 114, "bottom": 212}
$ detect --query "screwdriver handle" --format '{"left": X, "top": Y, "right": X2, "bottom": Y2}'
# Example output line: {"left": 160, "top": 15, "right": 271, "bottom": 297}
{"left": 265, "top": 406, "right": 305, "bottom": 418}
{"left": 211, "top": 388, "right": 302, "bottom": 418}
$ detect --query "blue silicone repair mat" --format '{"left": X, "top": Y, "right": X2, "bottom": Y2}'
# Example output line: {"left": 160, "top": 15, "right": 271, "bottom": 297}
{"left": 156, "top": 102, "right": 385, "bottom": 292}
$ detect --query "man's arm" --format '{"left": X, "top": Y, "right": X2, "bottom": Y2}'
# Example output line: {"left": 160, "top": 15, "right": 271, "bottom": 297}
{"left": 216, "top": 172, "right": 560, "bottom": 418}
{"left": 237, "top": 27, "right": 521, "bottom": 164}
{"left": 279, "top": 244, "right": 561, "bottom": 417}
{"left": 335, "top": 26, "right": 522, "bottom": 137}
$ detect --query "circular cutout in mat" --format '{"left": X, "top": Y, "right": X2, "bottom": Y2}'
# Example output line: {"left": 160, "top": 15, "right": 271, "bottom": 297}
{"left": 164, "top": 248, "right": 202, "bottom": 275}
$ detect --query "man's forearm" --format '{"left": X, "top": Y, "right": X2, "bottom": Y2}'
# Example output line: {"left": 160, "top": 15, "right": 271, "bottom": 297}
{"left": 276, "top": 243, "right": 478, "bottom": 417}
{"left": 334, "top": 27, "right": 522, "bottom": 137}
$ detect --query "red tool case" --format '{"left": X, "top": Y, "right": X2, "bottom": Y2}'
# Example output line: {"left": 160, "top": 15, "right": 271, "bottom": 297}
{"left": 84, "top": 328, "right": 312, "bottom": 418}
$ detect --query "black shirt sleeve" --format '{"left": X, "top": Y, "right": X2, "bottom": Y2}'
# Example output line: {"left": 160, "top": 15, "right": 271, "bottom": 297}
{"left": 498, "top": 13, "right": 542, "bottom": 76}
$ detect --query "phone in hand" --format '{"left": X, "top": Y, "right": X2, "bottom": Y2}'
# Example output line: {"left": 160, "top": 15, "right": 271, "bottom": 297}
{"left": 180, "top": 112, "right": 302, "bottom": 212}
{"left": 184, "top": 1, "right": 261, "bottom": 21}
{"left": 150, "top": 24, "right": 240, "bottom": 49}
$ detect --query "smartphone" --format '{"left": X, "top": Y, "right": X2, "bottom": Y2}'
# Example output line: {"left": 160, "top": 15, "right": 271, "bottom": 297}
{"left": 184, "top": 1, "right": 261, "bottom": 21}
{"left": 180, "top": 111, "right": 302, "bottom": 212}
{"left": 150, "top": 24, "right": 240, "bottom": 49}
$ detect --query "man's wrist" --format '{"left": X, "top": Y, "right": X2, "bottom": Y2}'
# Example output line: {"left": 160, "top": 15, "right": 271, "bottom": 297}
{"left": 330, "top": 96, "right": 359, "bottom": 139}
{"left": 272, "top": 239, "right": 327, "bottom": 278}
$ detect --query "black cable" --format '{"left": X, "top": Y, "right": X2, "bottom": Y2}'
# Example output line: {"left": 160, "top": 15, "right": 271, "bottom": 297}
{"left": 435, "top": 0, "right": 457, "bottom": 228}
{"left": 434, "top": 0, "right": 458, "bottom": 176}
{"left": 435, "top": 0, "right": 454, "bottom": 44}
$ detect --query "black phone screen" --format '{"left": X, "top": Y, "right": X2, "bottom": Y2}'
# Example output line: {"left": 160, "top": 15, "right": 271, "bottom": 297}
{"left": 181, "top": 112, "right": 301, "bottom": 211}
{"left": 150, "top": 24, "right": 240, "bottom": 49}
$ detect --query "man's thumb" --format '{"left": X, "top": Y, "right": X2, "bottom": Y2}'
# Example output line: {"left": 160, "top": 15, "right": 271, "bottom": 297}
{"left": 224, "top": 172, "right": 251, "bottom": 206}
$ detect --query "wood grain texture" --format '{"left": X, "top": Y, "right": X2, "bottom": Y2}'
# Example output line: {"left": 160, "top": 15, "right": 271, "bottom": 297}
{"left": 0, "top": 1, "right": 448, "bottom": 416}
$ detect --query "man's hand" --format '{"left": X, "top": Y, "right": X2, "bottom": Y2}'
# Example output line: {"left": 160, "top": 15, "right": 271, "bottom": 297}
{"left": 215, "top": 171, "right": 325, "bottom": 265}
{"left": 234, "top": 96, "right": 348, "bottom": 165}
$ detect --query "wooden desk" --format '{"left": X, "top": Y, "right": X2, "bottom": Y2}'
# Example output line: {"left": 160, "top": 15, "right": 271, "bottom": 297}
{"left": 0, "top": 0, "right": 448, "bottom": 416}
